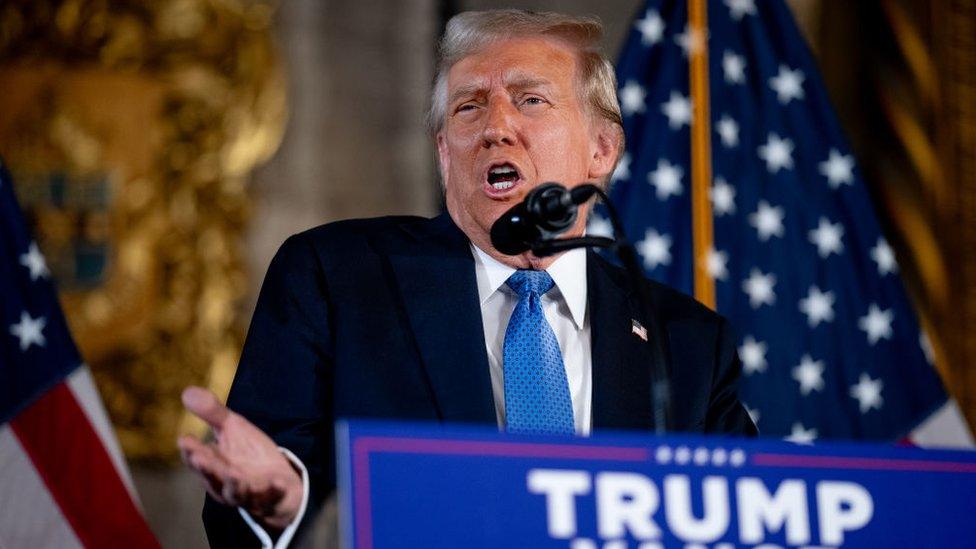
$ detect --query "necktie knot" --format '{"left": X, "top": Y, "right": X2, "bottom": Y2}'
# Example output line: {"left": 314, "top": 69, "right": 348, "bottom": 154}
{"left": 506, "top": 270, "right": 555, "bottom": 299}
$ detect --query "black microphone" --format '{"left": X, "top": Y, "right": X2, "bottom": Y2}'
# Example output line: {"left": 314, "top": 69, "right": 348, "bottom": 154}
{"left": 490, "top": 182, "right": 600, "bottom": 255}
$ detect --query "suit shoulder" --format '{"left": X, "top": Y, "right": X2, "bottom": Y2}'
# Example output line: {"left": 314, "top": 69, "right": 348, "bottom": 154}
{"left": 591, "top": 253, "right": 724, "bottom": 327}
{"left": 279, "top": 215, "right": 429, "bottom": 257}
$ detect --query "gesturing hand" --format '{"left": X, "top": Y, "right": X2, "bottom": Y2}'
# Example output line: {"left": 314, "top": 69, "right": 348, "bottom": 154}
{"left": 178, "top": 386, "right": 304, "bottom": 530}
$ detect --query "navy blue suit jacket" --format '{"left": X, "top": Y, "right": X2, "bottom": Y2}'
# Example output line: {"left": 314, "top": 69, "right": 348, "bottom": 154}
{"left": 202, "top": 213, "right": 756, "bottom": 546}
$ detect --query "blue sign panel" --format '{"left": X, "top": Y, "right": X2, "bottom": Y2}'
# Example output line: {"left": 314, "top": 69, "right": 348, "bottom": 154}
{"left": 337, "top": 421, "right": 976, "bottom": 548}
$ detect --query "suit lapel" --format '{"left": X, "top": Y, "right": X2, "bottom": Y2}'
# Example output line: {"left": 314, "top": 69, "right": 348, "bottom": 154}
{"left": 589, "top": 253, "right": 658, "bottom": 431}
{"left": 385, "top": 214, "right": 496, "bottom": 424}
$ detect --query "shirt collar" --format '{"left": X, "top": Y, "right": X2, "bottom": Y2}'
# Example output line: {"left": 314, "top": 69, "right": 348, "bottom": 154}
{"left": 471, "top": 244, "right": 588, "bottom": 329}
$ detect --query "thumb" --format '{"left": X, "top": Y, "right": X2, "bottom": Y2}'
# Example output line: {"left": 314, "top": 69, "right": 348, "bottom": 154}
{"left": 182, "top": 386, "right": 230, "bottom": 429}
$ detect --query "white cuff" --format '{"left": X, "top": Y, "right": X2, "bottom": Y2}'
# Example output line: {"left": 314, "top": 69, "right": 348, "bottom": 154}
{"left": 238, "top": 447, "right": 311, "bottom": 549}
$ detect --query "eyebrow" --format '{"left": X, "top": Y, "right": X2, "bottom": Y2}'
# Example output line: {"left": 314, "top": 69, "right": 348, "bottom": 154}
{"left": 447, "top": 71, "right": 555, "bottom": 107}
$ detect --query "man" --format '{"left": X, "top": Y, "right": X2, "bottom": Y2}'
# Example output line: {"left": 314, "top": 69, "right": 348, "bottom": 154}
{"left": 179, "top": 9, "right": 756, "bottom": 548}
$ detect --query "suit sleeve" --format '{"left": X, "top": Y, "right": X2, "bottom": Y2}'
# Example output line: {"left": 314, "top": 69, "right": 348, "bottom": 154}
{"left": 203, "top": 233, "right": 335, "bottom": 548}
{"left": 704, "top": 316, "right": 759, "bottom": 436}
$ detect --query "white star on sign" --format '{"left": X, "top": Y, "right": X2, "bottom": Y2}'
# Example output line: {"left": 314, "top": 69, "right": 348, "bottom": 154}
{"left": 611, "top": 153, "right": 631, "bottom": 184}
{"left": 798, "top": 286, "right": 835, "bottom": 327}
{"left": 749, "top": 200, "right": 785, "bottom": 241}
{"left": 661, "top": 91, "right": 692, "bottom": 130}
{"left": 739, "top": 336, "right": 768, "bottom": 375}
{"left": 637, "top": 229, "right": 672, "bottom": 270}
{"left": 704, "top": 247, "right": 729, "bottom": 281}
{"left": 587, "top": 215, "right": 613, "bottom": 238}
{"left": 742, "top": 268, "right": 776, "bottom": 309}
{"left": 619, "top": 80, "right": 647, "bottom": 117}
{"left": 871, "top": 237, "right": 898, "bottom": 276}
{"left": 716, "top": 114, "right": 739, "bottom": 148}
{"left": 711, "top": 177, "right": 736, "bottom": 216}
{"left": 859, "top": 304, "right": 894, "bottom": 345}
{"left": 674, "top": 25, "right": 706, "bottom": 56}
{"left": 10, "top": 311, "right": 47, "bottom": 351}
{"left": 635, "top": 9, "right": 665, "bottom": 46}
{"left": 19, "top": 241, "right": 50, "bottom": 281}
{"left": 792, "top": 354, "right": 826, "bottom": 395}
{"left": 850, "top": 373, "right": 884, "bottom": 414}
{"left": 809, "top": 217, "right": 845, "bottom": 258}
{"left": 819, "top": 149, "right": 855, "bottom": 189}
{"left": 647, "top": 159, "right": 684, "bottom": 200}
{"left": 758, "top": 133, "right": 794, "bottom": 173}
{"left": 785, "top": 423, "right": 817, "bottom": 445}
{"left": 769, "top": 65, "right": 805, "bottom": 104}
{"left": 722, "top": 50, "right": 746, "bottom": 84}
{"left": 724, "top": 0, "right": 757, "bottom": 20}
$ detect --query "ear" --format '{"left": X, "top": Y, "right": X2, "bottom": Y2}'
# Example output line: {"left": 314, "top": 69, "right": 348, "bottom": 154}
{"left": 436, "top": 132, "right": 451, "bottom": 184}
{"left": 587, "top": 123, "right": 622, "bottom": 181}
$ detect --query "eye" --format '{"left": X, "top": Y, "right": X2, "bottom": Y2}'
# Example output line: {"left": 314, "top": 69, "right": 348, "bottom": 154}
{"left": 521, "top": 96, "right": 547, "bottom": 106}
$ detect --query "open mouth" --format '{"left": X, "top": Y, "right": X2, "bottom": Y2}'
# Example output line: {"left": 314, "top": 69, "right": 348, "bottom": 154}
{"left": 486, "top": 163, "right": 521, "bottom": 192}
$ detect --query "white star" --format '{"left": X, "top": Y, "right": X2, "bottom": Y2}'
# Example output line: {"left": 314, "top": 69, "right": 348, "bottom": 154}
{"left": 715, "top": 115, "right": 739, "bottom": 148}
{"left": 724, "top": 0, "right": 757, "bottom": 20}
{"left": 711, "top": 177, "right": 736, "bottom": 216}
{"left": 722, "top": 50, "right": 746, "bottom": 84}
{"left": 635, "top": 9, "right": 665, "bottom": 46}
{"left": 808, "top": 217, "right": 845, "bottom": 258}
{"left": 819, "top": 149, "right": 855, "bottom": 189}
{"left": 871, "top": 237, "right": 898, "bottom": 276}
{"left": 647, "top": 159, "right": 684, "bottom": 200}
{"left": 798, "top": 286, "right": 835, "bottom": 327}
{"left": 611, "top": 153, "right": 631, "bottom": 183}
{"left": 757, "top": 133, "right": 795, "bottom": 173}
{"left": 19, "top": 241, "right": 50, "bottom": 281}
{"left": 859, "top": 304, "right": 894, "bottom": 345}
{"left": 637, "top": 229, "right": 672, "bottom": 270}
{"left": 742, "top": 268, "right": 776, "bottom": 308}
{"left": 587, "top": 215, "right": 614, "bottom": 238}
{"left": 785, "top": 423, "right": 817, "bottom": 445}
{"left": 661, "top": 91, "right": 692, "bottom": 130}
{"left": 738, "top": 336, "right": 768, "bottom": 375}
{"left": 674, "top": 25, "right": 707, "bottom": 56}
{"left": 792, "top": 354, "right": 826, "bottom": 395}
{"left": 769, "top": 65, "right": 805, "bottom": 104}
{"left": 704, "top": 247, "right": 729, "bottom": 281}
{"left": 9, "top": 311, "right": 47, "bottom": 351}
{"left": 850, "top": 373, "right": 884, "bottom": 414}
{"left": 749, "top": 200, "right": 785, "bottom": 241}
{"left": 619, "top": 80, "right": 647, "bottom": 117}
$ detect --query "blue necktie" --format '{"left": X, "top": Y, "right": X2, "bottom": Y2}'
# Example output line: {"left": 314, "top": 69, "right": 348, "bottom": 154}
{"left": 503, "top": 270, "right": 575, "bottom": 435}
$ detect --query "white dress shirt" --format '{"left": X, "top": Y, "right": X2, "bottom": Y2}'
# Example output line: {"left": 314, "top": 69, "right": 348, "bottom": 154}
{"left": 471, "top": 244, "right": 592, "bottom": 435}
{"left": 246, "top": 244, "right": 594, "bottom": 547}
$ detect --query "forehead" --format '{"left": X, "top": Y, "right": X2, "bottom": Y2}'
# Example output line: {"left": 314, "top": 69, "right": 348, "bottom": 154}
{"left": 446, "top": 37, "right": 579, "bottom": 93}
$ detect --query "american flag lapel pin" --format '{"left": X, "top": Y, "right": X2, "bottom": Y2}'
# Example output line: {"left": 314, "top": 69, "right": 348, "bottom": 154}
{"left": 631, "top": 319, "right": 648, "bottom": 341}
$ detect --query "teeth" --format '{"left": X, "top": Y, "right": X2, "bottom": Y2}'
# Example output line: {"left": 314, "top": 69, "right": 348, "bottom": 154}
{"left": 489, "top": 166, "right": 517, "bottom": 176}
{"left": 491, "top": 181, "right": 514, "bottom": 190}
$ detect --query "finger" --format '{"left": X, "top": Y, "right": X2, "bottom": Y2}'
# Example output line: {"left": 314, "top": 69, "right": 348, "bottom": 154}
{"left": 182, "top": 386, "right": 231, "bottom": 430}
{"left": 181, "top": 437, "right": 233, "bottom": 501}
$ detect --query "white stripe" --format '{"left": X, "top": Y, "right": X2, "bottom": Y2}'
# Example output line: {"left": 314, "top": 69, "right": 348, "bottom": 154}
{"left": 66, "top": 365, "right": 141, "bottom": 506}
{"left": 0, "top": 426, "right": 84, "bottom": 549}
{"left": 910, "top": 399, "right": 975, "bottom": 449}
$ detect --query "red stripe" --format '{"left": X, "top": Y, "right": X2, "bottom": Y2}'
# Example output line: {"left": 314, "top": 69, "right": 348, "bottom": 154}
{"left": 10, "top": 382, "right": 160, "bottom": 548}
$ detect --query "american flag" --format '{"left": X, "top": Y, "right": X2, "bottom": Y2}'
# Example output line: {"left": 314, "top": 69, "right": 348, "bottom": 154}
{"left": 0, "top": 158, "right": 159, "bottom": 547}
{"left": 593, "top": 0, "right": 972, "bottom": 444}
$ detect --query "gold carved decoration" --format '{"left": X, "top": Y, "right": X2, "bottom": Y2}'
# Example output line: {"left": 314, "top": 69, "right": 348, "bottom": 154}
{"left": 0, "top": 0, "right": 286, "bottom": 462}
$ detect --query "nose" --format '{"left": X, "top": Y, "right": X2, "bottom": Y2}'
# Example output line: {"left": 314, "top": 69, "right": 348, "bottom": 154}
{"left": 481, "top": 99, "right": 518, "bottom": 148}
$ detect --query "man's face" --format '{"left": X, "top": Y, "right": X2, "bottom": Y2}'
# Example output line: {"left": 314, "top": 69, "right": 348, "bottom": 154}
{"left": 437, "top": 37, "right": 617, "bottom": 268}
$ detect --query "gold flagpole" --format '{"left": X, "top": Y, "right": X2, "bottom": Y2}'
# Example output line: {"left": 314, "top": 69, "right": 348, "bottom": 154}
{"left": 689, "top": 0, "right": 715, "bottom": 309}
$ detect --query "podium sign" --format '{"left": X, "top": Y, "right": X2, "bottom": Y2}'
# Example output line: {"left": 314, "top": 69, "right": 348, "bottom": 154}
{"left": 337, "top": 421, "right": 976, "bottom": 548}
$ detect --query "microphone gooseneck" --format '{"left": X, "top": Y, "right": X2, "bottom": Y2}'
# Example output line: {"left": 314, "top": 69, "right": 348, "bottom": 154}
{"left": 490, "top": 183, "right": 600, "bottom": 255}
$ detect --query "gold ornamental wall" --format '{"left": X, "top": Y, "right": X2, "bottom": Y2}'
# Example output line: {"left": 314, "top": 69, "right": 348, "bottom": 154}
{"left": 0, "top": 0, "right": 286, "bottom": 461}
